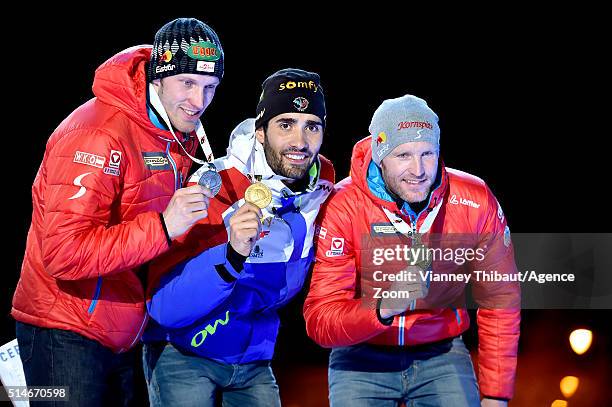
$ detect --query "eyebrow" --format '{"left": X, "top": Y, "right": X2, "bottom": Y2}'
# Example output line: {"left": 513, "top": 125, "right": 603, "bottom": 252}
{"left": 275, "top": 118, "right": 298, "bottom": 124}
{"left": 175, "top": 75, "right": 219, "bottom": 85}
{"left": 274, "top": 117, "right": 323, "bottom": 127}
{"left": 395, "top": 149, "right": 437, "bottom": 156}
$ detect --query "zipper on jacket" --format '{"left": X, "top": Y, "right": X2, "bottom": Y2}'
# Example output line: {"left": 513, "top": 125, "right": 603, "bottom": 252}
{"left": 166, "top": 142, "right": 180, "bottom": 191}
{"left": 398, "top": 314, "right": 405, "bottom": 345}
{"left": 87, "top": 277, "right": 103, "bottom": 314}
{"left": 395, "top": 178, "right": 442, "bottom": 347}
{"left": 401, "top": 186, "right": 437, "bottom": 230}
{"left": 453, "top": 308, "right": 461, "bottom": 324}
{"left": 398, "top": 211, "right": 417, "bottom": 346}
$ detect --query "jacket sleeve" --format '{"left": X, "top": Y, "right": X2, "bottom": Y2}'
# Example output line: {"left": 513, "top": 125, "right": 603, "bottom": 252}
{"left": 303, "top": 192, "right": 392, "bottom": 348}
{"left": 471, "top": 185, "right": 521, "bottom": 400}
{"left": 147, "top": 242, "right": 243, "bottom": 328}
{"left": 41, "top": 128, "right": 169, "bottom": 281}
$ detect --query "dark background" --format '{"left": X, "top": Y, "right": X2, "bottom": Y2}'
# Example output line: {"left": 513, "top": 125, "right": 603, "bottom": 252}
{"left": 4, "top": 8, "right": 609, "bottom": 406}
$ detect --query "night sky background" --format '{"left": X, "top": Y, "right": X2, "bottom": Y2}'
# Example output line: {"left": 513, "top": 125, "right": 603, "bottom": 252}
{"left": 4, "top": 7, "right": 609, "bottom": 406}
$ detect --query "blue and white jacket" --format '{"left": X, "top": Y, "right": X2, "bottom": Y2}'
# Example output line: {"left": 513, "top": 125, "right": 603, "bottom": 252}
{"left": 143, "top": 118, "right": 335, "bottom": 364}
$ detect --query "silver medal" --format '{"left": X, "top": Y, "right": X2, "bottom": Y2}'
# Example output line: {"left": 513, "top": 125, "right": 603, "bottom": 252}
{"left": 198, "top": 164, "right": 222, "bottom": 197}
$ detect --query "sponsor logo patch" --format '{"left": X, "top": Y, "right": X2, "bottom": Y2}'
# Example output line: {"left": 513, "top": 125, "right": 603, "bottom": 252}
{"left": 255, "top": 107, "right": 265, "bottom": 122}
{"left": 326, "top": 237, "right": 345, "bottom": 257}
{"left": 449, "top": 194, "right": 480, "bottom": 209}
{"left": 161, "top": 50, "right": 173, "bottom": 63}
{"left": 143, "top": 152, "right": 171, "bottom": 170}
{"left": 278, "top": 80, "right": 318, "bottom": 92}
{"left": 109, "top": 150, "right": 122, "bottom": 169}
{"left": 315, "top": 225, "right": 327, "bottom": 240}
{"left": 293, "top": 97, "right": 309, "bottom": 112}
{"left": 104, "top": 167, "right": 120, "bottom": 177}
{"left": 377, "top": 143, "right": 390, "bottom": 157}
{"left": 68, "top": 172, "right": 92, "bottom": 200}
{"left": 371, "top": 223, "right": 400, "bottom": 236}
{"left": 196, "top": 61, "right": 216, "bottom": 73}
{"left": 250, "top": 245, "right": 264, "bottom": 258}
{"left": 397, "top": 121, "right": 433, "bottom": 131}
{"left": 155, "top": 64, "right": 176, "bottom": 73}
{"left": 190, "top": 311, "right": 230, "bottom": 348}
{"left": 73, "top": 151, "right": 105, "bottom": 169}
{"left": 188, "top": 41, "right": 220, "bottom": 61}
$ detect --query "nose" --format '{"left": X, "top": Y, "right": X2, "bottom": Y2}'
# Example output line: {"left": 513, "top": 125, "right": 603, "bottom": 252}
{"left": 188, "top": 88, "right": 206, "bottom": 111}
{"left": 289, "top": 128, "right": 308, "bottom": 151}
{"left": 408, "top": 157, "right": 425, "bottom": 178}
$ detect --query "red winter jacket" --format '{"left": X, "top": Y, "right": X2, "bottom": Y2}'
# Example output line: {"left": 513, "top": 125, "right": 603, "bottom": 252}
{"left": 12, "top": 46, "right": 197, "bottom": 352}
{"left": 304, "top": 136, "right": 520, "bottom": 399}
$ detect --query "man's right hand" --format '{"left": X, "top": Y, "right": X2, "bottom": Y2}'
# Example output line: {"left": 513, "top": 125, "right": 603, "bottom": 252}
{"left": 228, "top": 202, "right": 263, "bottom": 257}
{"left": 379, "top": 266, "right": 430, "bottom": 319}
{"left": 162, "top": 185, "right": 213, "bottom": 240}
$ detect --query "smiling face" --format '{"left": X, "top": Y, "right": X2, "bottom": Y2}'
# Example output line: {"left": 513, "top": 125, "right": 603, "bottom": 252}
{"left": 380, "top": 141, "right": 439, "bottom": 203}
{"left": 255, "top": 113, "right": 324, "bottom": 182}
{"left": 152, "top": 73, "right": 220, "bottom": 133}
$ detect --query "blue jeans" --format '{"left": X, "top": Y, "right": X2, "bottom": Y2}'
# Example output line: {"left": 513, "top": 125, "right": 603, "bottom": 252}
{"left": 142, "top": 342, "right": 280, "bottom": 407}
{"left": 328, "top": 336, "right": 480, "bottom": 407}
{"left": 15, "top": 321, "right": 138, "bottom": 407}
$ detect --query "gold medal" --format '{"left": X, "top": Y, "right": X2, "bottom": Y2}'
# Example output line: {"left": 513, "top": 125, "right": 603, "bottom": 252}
{"left": 245, "top": 182, "right": 272, "bottom": 209}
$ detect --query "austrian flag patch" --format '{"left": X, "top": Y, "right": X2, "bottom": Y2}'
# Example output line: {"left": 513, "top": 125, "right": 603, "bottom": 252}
{"left": 326, "top": 237, "right": 345, "bottom": 257}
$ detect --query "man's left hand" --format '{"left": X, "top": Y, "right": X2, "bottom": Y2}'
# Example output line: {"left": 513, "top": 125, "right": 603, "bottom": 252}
{"left": 482, "top": 398, "right": 508, "bottom": 407}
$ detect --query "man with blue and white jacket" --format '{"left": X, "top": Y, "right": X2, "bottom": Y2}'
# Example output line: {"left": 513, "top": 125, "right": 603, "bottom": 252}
{"left": 142, "top": 68, "right": 335, "bottom": 406}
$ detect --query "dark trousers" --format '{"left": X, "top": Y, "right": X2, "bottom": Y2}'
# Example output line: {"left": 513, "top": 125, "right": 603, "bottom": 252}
{"left": 15, "top": 321, "right": 140, "bottom": 407}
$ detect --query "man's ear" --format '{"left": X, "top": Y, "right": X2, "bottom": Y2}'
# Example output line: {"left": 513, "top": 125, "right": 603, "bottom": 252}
{"left": 151, "top": 79, "right": 161, "bottom": 91}
{"left": 255, "top": 127, "right": 265, "bottom": 144}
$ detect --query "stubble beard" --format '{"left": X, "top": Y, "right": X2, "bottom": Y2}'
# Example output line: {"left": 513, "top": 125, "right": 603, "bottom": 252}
{"left": 263, "top": 132, "right": 313, "bottom": 181}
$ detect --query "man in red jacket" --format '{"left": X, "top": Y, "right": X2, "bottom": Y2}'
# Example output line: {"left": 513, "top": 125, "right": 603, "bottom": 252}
{"left": 304, "top": 95, "right": 520, "bottom": 406}
{"left": 12, "top": 18, "right": 223, "bottom": 406}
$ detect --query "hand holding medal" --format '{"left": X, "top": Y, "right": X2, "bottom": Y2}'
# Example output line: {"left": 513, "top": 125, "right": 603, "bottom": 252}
{"left": 227, "top": 182, "right": 271, "bottom": 257}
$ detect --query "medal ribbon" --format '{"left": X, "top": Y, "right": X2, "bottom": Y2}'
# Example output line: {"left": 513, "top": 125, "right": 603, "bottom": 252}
{"left": 381, "top": 201, "right": 443, "bottom": 240}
